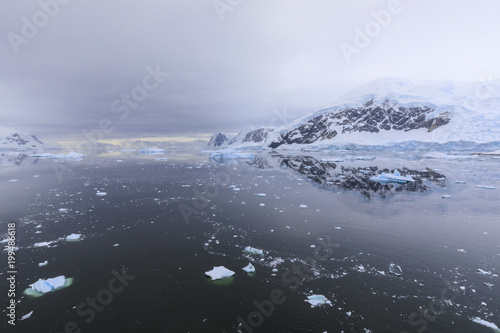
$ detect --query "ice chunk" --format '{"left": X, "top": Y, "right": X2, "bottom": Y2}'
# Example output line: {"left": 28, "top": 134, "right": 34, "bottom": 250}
{"left": 305, "top": 294, "right": 332, "bottom": 307}
{"left": 455, "top": 180, "right": 467, "bottom": 184}
{"left": 370, "top": 170, "right": 414, "bottom": 184}
{"left": 389, "top": 263, "right": 402, "bottom": 276}
{"left": 471, "top": 317, "right": 500, "bottom": 332}
{"left": 65, "top": 233, "right": 82, "bottom": 241}
{"left": 8, "top": 179, "right": 18, "bottom": 182}
{"left": 475, "top": 185, "right": 495, "bottom": 189}
{"left": 320, "top": 158, "right": 344, "bottom": 162}
{"left": 205, "top": 266, "right": 235, "bottom": 280}
{"left": 477, "top": 269, "right": 492, "bottom": 275}
{"left": 243, "top": 246, "right": 264, "bottom": 256}
{"left": 38, "top": 261, "right": 48, "bottom": 267}
{"left": 96, "top": 191, "right": 107, "bottom": 196}
{"left": 299, "top": 204, "right": 307, "bottom": 208}
{"left": 21, "top": 311, "right": 33, "bottom": 320}
{"left": 139, "top": 148, "right": 165, "bottom": 155}
{"left": 30, "top": 276, "right": 66, "bottom": 293}
{"left": 34, "top": 241, "right": 55, "bottom": 247}
{"left": 484, "top": 282, "right": 494, "bottom": 288}
{"left": 442, "top": 195, "right": 451, "bottom": 199}
{"left": 256, "top": 193, "right": 266, "bottom": 197}
{"left": 58, "top": 208, "right": 69, "bottom": 213}
{"left": 242, "top": 263, "right": 255, "bottom": 273}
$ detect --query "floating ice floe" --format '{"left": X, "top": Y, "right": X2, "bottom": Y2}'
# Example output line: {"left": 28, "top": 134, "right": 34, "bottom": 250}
{"left": 424, "top": 152, "right": 477, "bottom": 159}
{"left": 243, "top": 246, "right": 264, "bottom": 256}
{"left": 28, "top": 276, "right": 67, "bottom": 294}
{"left": 38, "top": 261, "right": 48, "bottom": 267}
{"left": 477, "top": 269, "right": 492, "bottom": 275}
{"left": 305, "top": 294, "right": 332, "bottom": 307}
{"left": 205, "top": 266, "right": 235, "bottom": 280}
{"left": 389, "top": 263, "right": 403, "bottom": 276}
{"left": 138, "top": 148, "right": 165, "bottom": 155}
{"left": 8, "top": 179, "right": 18, "bottom": 182}
{"left": 455, "top": 180, "right": 467, "bottom": 184}
{"left": 256, "top": 193, "right": 266, "bottom": 197}
{"left": 475, "top": 185, "right": 495, "bottom": 190}
{"left": 299, "top": 204, "right": 308, "bottom": 208}
{"left": 34, "top": 241, "right": 56, "bottom": 248}
{"left": 471, "top": 317, "right": 500, "bottom": 332}
{"left": 58, "top": 208, "right": 69, "bottom": 213}
{"left": 484, "top": 282, "right": 494, "bottom": 288}
{"left": 242, "top": 263, "right": 255, "bottom": 273}
{"left": 442, "top": 195, "right": 451, "bottom": 199}
{"left": 21, "top": 311, "right": 33, "bottom": 320}
{"left": 65, "top": 234, "right": 82, "bottom": 242}
{"left": 96, "top": 191, "right": 107, "bottom": 196}
{"left": 370, "top": 169, "right": 414, "bottom": 184}
{"left": 457, "top": 249, "right": 466, "bottom": 253}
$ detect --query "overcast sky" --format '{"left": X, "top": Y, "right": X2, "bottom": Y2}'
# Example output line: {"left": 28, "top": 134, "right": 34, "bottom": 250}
{"left": 1, "top": 0, "right": 500, "bottom": 143}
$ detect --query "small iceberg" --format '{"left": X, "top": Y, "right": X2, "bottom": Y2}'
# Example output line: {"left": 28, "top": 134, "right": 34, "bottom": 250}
{"left": 305, "top": 294, "right": 332, "bottom": 307}
{"left": 65, "top": 234, "right": 82, "bottom": 242}
{"left": 34, "top": 241, "right": 56, "bottom": 248}
{"left": 442, "top": 195, "right": 451, "bottom": 199}
{"left": 28, "top": 276, "right": 66, "bottom": 294}
{"left": 58, "top": 208, "right": 69, "bottom": 213}
{"left": 477, "top": 269, "right": 492, "bottom": 275}
{"left": 455, "top": 180, "right": 467, "bottom": 184}
{"left": 96, "top": 191, "right": 107, "bottom": 196}
{"left": 21, "top": 311, "right": 34, "bottom": 320}
{"left": 243, "top": 246, "right": 264, "bottom": 256}
{"left": 299, "top": 204, "right": 308, "bottom": 209}
{"left": 475, "top": 185, "right": 495, "bottom": 190}
{"left": 471, "top": 317, "right": 500, "bottom": 332}
{"left": 139, "top": 148, "right": 165, "bottom": 155}
{"left": 370, "top": 169, "right": 414, "bottom": 184}
{"left": 38, "top": 261, "right": 48, "bottom": 267}
{"left": 389, "top": 263, "right": 402, "bottom": 276}
{"left": 256, "top": 193, "right": 266, "bottom": 197}
{"left": 205, "top": 266, "right": 235, "bottom": 280}
{"left": 242, "top": 263, "right": 255, "bottom": 273}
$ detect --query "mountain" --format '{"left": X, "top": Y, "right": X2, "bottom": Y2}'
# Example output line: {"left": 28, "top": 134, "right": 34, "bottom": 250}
{"left": 0, "top": 126, "right": 44, "bottom": 150}
{"left": 207, "top": 132, "right": 228, "bottom": 147}
{"left": 227, "top": 78, "right": 500, "bottom": 150}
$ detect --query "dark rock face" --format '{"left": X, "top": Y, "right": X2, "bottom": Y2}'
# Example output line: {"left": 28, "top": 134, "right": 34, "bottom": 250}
{"left": 207, "top": 133, "right": 228, "bottom": 147}
{"left": 242, "top": 128, "right": 274, "bottom": 143}
{"left": 269, "top": 99, "right": 451, "bottom": 148}
{"left": 2, "top": 133, "right": 43, "bottom": 148}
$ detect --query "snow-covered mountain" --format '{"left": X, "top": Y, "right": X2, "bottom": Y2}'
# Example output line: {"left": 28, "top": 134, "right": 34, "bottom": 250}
{"left": 0, "top": 126, "right": 44, "bottom": 150}
{"left": 226, "top": 78, "right": 500, "bottom": 150}
{"left": 207, "top": 132, "right": 229, "bottom": 147}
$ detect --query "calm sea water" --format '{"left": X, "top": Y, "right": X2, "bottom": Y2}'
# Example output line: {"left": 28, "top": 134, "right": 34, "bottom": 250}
{"left": 1, "top": 150, "right": 499, "bottom": 333}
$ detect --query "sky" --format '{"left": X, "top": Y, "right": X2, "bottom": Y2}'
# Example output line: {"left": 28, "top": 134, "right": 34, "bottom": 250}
{"left": 1, "top": 0, "right": 500, "bottom": 144}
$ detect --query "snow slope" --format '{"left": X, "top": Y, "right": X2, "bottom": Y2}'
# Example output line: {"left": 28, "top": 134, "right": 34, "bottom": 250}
{"left": 227, "top": 78, "right": 500, "bottom": 150}
{"left": 0, "top": 126, "right": 44, "bottom": 150}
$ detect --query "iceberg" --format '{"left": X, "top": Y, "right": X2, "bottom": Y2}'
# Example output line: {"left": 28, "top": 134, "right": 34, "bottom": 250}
{"left": 242, "top": 263, "right": 255, "bottom": 273}
{"left": 299, "top": 204, "right": 308, "bottom": 208}
{"left": 21, "top": 311, "right": 33, "bottom": 320}
{"left": 34, "top": 241, "right": 56, "bottom": 247}
{"left": 243, "top": 246, "right": 264, "bottom": 256}
{"left": 305, "top": 294, "right": 332, "bottom": 307}
{"left": 30, "top": 276, "right": 66, "bottom": 293}
{"left": 38, "top": 261, "right": 48, "bottom": 267}
{"left": 65, "top": 233, "right": 82, "bottom": 241}
{"left": 139, "top": 148, "right": 165, "bottom": 154}
{"left": 370, "top": 169, "right": 414, "bottom": 184}
{"left": 389, "top": 263, "right": 402, "bottom": 276}
{"left": 475, "top": 185, "right": 495, "bottom": 189}
{"left": 471, "top": 317, "right": 500, "bottom": 332}
{"left": 205, "top": 266, "right": 235, "bottom": 280}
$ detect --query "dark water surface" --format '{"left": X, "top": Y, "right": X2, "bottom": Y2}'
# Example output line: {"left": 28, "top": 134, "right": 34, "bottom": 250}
{"left": 1, "top": 150, "right": 499, "bottom": 333}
